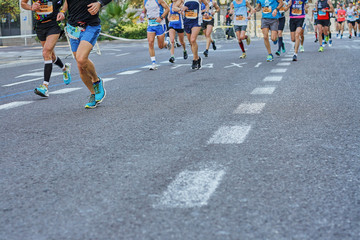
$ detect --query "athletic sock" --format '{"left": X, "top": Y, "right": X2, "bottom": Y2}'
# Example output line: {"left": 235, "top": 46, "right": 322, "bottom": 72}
{"left": 44, "top": 60, "right": 53, "bottom": 85}
{"left": 329, "top": 32, "right": 332, "bottom": 39}
{"left": 151, "top": 56, "right": 156, "bottom": 64}
{"left": 53, "top": 56, "right": 64, "bottom": 69}
{"left": 238, "top": 40, "right": 245, "bottom": 53}
{"left": 278, "top": 37, "right": 283, "bottom": 51}
{"left": 355, "top": 31, "right": 357, "bottom": 37}
{"left": 315, "top": 32, "right": 318, "bottom": 39}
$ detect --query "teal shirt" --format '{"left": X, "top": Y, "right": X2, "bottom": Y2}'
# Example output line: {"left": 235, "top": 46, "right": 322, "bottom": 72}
{"left": 257, "top": 0, "right": 281, "bottom": 19}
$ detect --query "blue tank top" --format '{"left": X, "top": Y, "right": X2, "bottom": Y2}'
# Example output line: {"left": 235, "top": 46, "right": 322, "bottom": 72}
{"left": 256, "top": 0, "right": 281, "bottom": 19}
{"left": 169, "top": 3, "right": 184, "bottom": 28}
{"left": 289, "top": 0, "right": 307, "bottom": 18}
{"left": 184, "top": 0, "right": 201, "bottom": 22}
{"left": 233, "top": 0, "right": 248, "bottom": 25}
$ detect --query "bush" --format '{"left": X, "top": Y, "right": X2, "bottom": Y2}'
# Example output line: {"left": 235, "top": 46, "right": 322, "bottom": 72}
{"left": 109, "top": 22, "right": 147, "bottom": 39}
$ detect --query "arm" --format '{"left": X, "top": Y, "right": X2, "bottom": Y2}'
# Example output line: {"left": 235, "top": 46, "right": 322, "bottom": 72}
{"left": 255, "top": 3, "right": 262, "bottom": 12}
{"left": 200, "top": 0, "right": 210, "bottom": 16}
{"left": 213, "top": 1, "right": 220, "bottom": 15}
{"left": 88, "top": 0, "right": 113, "bottom": 16}
{"left": 272, "top": 0, "right": 283, "bottom": 17}
{"left": 158, "top": 0, "right": 170, "bottom": 22}
{"left": 21, "top": 0, "right": 40, "bottom": 11}
{"left": 140, "top": 1, "right": 146, "bottom": 21}
{"left": 246, "top": 1, "right": 256, "bottom": 16}
{"left": 327, "top": 0, "right": 334, "bottom": 13}
{"left": 284, "top": 0, "right": 292, "bottom": 11}
{"left": 57, "top": 0, "right": 68, "bottom": 21}
{"left": 230, "top": 2, "right": 235, "bottom": 15}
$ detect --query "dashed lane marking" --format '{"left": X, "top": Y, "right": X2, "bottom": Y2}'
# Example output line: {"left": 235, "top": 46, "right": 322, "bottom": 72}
{"left": 208, "top": 125, "right": 252, "bottom": 144}
{"left": 51, "top": 88, "right": 82, "bottom": 94}
{"left": 0, "top": 101, "right": 33, "bottom": 110}
{"left": 233, "top": 103, "right": 266, "bottom": 114}
{"left": 251, "top": 87, "right": 276, "bottom": 95}
{"left": 15, "top": 72, "right": 62, "bottom": 78}
{"left": 281, "top": 58, "right": 293, "bottom": 61}
{"left": 102, "top": 78, "right": 116, "bottom": 82}
{"left": 117, "top": 70, "right": 142, "bottom": 75}
{"left": 2, "top": 77, "right": 42, "bottom": 87}
{"left": 271, "top": 68, "right": 287, "bottom": 73}
{"left": 255, "top": 62, "right": 262, "bottom": 68}
{"left": 154, "top": 169, "right": 226, "bottom": 208}
{"left": 277, "top": 62, "right": 291, "bottom": 66}
{"left": 263, "top": 76, "right": 283, "bottom": 82}
{"left": 115, "top": 53, "right": 130, "bottom": 57}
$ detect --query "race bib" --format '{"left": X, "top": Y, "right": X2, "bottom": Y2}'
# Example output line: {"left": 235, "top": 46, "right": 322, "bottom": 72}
{"left": 292, "top": 8, "right": 302, "bottom": 15}
{"left": 236, "top": 15, "right": 245, "bottom": 21}
{"left": 36, "top": 1, "right": 53, "bottom": 15}
{"left": 66, "top": 24, "right": 82, "bottom": 40}
{"left": 148, "top": 18, "right": 160, "bottom": 26}
{"left": 203, "top": 14, "right": 213, "bottom": 21}
{"left": 169, "top": 14, "right": 180, "bottom": 22}
{"left": 263, "top": 6, "right": 272, "bottom": 13}
{"left": 185, "top": 10, "right": 198, "bottom": 19}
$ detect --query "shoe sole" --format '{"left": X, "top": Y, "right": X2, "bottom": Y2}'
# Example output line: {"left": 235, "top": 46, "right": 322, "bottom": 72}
{"left": 34, "top": 89, "right": 48, "bottom": 97}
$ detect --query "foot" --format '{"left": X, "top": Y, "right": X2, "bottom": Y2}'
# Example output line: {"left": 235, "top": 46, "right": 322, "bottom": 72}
{"left": 191, "top": 60, "right": 197, "bottom": 69}
{"left": 63, "top": 63, "right": 71, "bottom": 85}
{"left": 292, "top": 54, "right": 297, "bottom": 61}
{"left": 85, "top": 94, "right": 97, "bottom": 109}
{"left": 273, "top": 38, "right": 278, "bottom": 45}
{"left": 314, "top": 38, "right": 318, "bottom": 43}
{"left": 275, "top": 51, "right": 281, "bottom": 56}
{"left": 197, "top": 57, "right": 202, "bottom": 70}
{"left": 300, "top": 45, "right": 304, "bottom": 52}
{"left": 169, "top": 56, "right": 175, "bottom": 63}
{"left": 325, "top": 36, "right": 329, "bottom": 42}
{"left": 93, "top": 78, "right": 106, "bottom": 103}
{"left": 203, "top": 49, "right": 209, "bottom": 57}
{"left": 176, "top": 42, "right": 181, "bottom": 48}
{"left": 34, "top": 85, "right": 49, "bottom": 97}
{"left": 318, "top": 46, "right": 324, "bottom": 52}
{"left": 212, "top": 40, "right": 217, "bottom": 50}
{"left": 149, "top": 63, "right": 158, "bottom": 70}
{"left": 246, "top": 36, "right": 251, "bottom": 45}
{"left": 239, "top": 52, "right": 246, "bottom": 59}
{"left": 329, "top": 39, "right": 332, "bottom": 47}
{"left": 183, "top": 50, "right": 188, "bottom": 60}
{"left": 349, "top": 35, "right": 352, "bottom": 39}
{"left": 266, "top": 54, "right": 273, "bottom": 62}
{"left": 281, "top": 44, "right": 286, "bottom": 53}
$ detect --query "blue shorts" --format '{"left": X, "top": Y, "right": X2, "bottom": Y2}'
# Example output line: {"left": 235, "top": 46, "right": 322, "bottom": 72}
{"left": 147, "top": 24, "right": 166, "bottom": 36}
{"left": 184, "top": 20, "right": 201, "bottom": 34}
{"left": 69, "top": 25, "right": 101, "bottom": 52}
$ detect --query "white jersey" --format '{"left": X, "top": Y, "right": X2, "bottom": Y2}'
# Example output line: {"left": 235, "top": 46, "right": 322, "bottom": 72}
{"left": 145, "top": 0, "right": 165, "bottom": 25}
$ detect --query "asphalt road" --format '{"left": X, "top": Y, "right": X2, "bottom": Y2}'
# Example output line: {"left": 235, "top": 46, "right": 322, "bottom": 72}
{"left": 1, "top": 35, "right": 360, "bottom": 240}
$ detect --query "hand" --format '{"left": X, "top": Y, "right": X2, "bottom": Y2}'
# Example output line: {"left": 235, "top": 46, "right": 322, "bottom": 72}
{"left": 272, "top": 9, "right": 278, "bottom": 17}
{"left": 204, "top": 12, "right": 209, "bottom": 18}
{"left": 251, "top": 9, "right": 256, "bottom": 14}
{"left": 139, "top": 12, "right": 145, "bottom": 21}
{"left": 87, "top": 2, "right": 101, "bottom": 15}
{"left": 181, "top": 6, "right": 188, "bottom": 14}
{"left": 56, "top": 12, "right": 65, "bottom": 21}
{"left": 32, "top": 2, "right": 41, "bottom": 11}
{"left": 156, "top": 17, "right": 162, "bottom": 23}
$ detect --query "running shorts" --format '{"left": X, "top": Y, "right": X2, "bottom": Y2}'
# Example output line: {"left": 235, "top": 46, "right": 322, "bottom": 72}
{"left": 36, "top": 20, "right": 61, "bottom": 41}
{"left": 147, "top": 24, "right": 167, "bottom": 36}
{"left": 278, "top": 17, "right": 285, "bottom": 31}
{"left": 234, "top": 25, "right": 247, "bottom": 32}
{"left": 168, "top": 27, "right": 184, "bottom": 33}
{"left": 184, "top": 20, "right": 201, "bottom": 34}
{"left": 69, "top": 25, "right": 101, "bottom": 52}
{"left": 201, "top": 18, "right": 215, "bottom": 29}
{"left": 261, "top": 18, "right": 279, "bottom": 31}
{"left": 290, "top": 18, "right": 305, "bottom": 32}
{"left": 317, "top": 19, "right": 330, "bottom": 27}
{"left": 347, "top": 20, "right": 356, "bottom": 26}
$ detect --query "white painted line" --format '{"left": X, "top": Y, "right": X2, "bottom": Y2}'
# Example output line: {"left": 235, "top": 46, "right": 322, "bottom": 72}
{"left": 117, "top": 70, "right": 142, "bottom": 75}
{"left": 142, "top": 64, "right": 155, "bottom": 69}
{"left": 263, "top": 76, "right": 282, "bottom": 82}
{"left": 154, "top": 169, "right": 225, "bottom": 208}
{"left": 2, "top": 77, "right": 42, "bottom": 87}
{"left": 115, "top": 53, "right": 130, "bottom": 57}
{"left": 15, "top": 72, "right": 62, "bottom": 78}
{"left": 276, "top": 62, "right": 291, "bottom": 66}
{"left": 234, "top": 103, "right": 266, "bottom": 114}
{"left": 254, "top": 62, "right": 262, "bottom": 68}
{"left": 208, "top": 125, "right": 252, "bottom": 144}
{"left": 30, "top": 68, "right": 43, "bottom": 72}
{"left": 271, "top": 68, "right": 287, "bottom": 73}
{"left": 0, "top": 101, "right": 33, "bottom": 110}
{"left": 251, "top": 87, "right": 276, "bottom": 95}
{"left": 51, "top": 87, "right": 82, "bottom": 94}
{"left": 102, "top": 77, "right": 116, "bottom": 82}
{"left": 281, "top": 58, "right": 293, "bottom": 61}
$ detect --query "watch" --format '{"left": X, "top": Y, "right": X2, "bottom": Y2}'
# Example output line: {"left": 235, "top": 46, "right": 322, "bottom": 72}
{"left": 98, "top": 0, "right": 104, "bottom": 7}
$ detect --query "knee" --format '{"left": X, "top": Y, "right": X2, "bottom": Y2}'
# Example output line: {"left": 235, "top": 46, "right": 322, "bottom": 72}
{"left": 42, "top": 47, "right": 52, "bottom": 59}
{"left": 239, "top": 36, "right": 245, "bottom": 40}
{"left": 76, "top": 56, "right": 88, "bottom": 69}
{"left": 271, "top": 36, "right": 277, "bottom": 42}
{"left": 190, "top": 38, "right": 197, "bottom": 45}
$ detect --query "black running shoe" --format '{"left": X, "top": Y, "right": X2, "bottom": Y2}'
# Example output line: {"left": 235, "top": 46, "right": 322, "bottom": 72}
{"left": 191, "top": 60, "right": 197, "bottom": 69}
{"left": 203, "top": 49, "right": 208, "bottom": 57}
{"left": 212, "top": 40, "right": 216, "bottom": 50}
{"left": 275, "top": 51, "right": 280, "bottom": 56}
{"left": 169, "top": 56, "right": 175, "bottom": 63}
{"left": 183, "top": 50, "right": 188, "bottom": 59}
{"left": 197, "top": 57, "right": 202, "bottom": 69}
{"left": 292, "top": 55, "right": 297, "bottom": 61}
{"left": 314, "top": 38, "right": 318, "bottom": 43}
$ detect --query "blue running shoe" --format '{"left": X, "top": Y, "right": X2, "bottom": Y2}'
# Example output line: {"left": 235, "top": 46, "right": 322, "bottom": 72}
{"left": 34, "top": 84, "right": 49, "bottom": 97}
{"left": 85, "top": 94, "right": 97, "bottom": 109}
{"left": 63, "top": 63, "right": 71, "bottom": 85}
{"left": 273, "top": 38, "right": 278, "bottom": 45}
{"left": 266, "top": 54, "right": 273, "bottom": 62}
{"left": 282, "top": 43, "right": 286, "bottom": 53}
{"left": 93, "top": 78, "right": 106, "bottom": 103}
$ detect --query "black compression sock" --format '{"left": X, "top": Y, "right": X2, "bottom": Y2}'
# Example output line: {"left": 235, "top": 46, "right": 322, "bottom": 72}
{"left": 329, "top": 32, "right": 332, "bottom": 39}
{"left": 278, "top": 37, "right": 283, "bottom": 51}
{"left": 53, "top": 56, "right": 64, "bottom": 69}
{"left": 44, "top": 61, "right": 53, "bottom": 84}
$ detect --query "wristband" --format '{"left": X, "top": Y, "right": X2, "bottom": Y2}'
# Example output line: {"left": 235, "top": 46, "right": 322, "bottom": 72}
{"left": 60, "top": 10, "right": 65, "bottom": 13}
{"left": 98, "top": 0, "right": 104, "bottom": 7}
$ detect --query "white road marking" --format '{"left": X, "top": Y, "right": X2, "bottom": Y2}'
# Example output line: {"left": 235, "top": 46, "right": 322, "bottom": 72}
{"left": 30, "top": 68, "right": 43, "bottom": 72}
{"left": 142, "top": 64, "right": 156, "bottom": 69}
{"left": 171, "top": 64, "right": 191, "bottom": 69}
{"left": 15, "top": 72, "right": 62, "bottom": 78}
{"left": 116, "top": 53, "right": 130, "bottom": 57}
{"left": 224, "top": 62, "right": 247, "bottom": 68}
{"left": 51, "top": 88, "right": 82, "bottom": 94}
{"left": 234, "top": 102, "right": 266, "bottom": 114}
{"left": 277, "top": 62, "right": 291, "bottom": 66}
{"left": 271, "top": 68, "right": 287, "bottom": 73}
{"left": 0, "top": 101, "right": 33, "bottom": 110}
{"left": 154, "top": 169, "right": 225, "bottom": 208}
{"left": 281, "top": 58, "right": 293, "bottom": 61}
{"left": 254, "top": 62, "right": 262, "bottom": 68}
{"left": 2, "top": 77, "right": 42, "bottom": 87}
{"left": 117, "top": 70, "right": 142, "bottom": 75}
{"left": 263, "top": 76, "right": 282, "bottom": 82}
{"left": 102, "top": 78, "right": 116, "bottom": 82}
{"left": 251, "top": 87, "right": 276, "bottom": 95}
{"left": 202, "top": 63, "right": 214, "bottom": 69}
{"left": 208, "top": 125, "right": 252, "bottom": 144}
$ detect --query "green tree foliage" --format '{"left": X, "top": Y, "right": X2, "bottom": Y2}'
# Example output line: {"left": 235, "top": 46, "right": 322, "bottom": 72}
{"left": 0, "top": 0, "right": 20, "bottom": 18}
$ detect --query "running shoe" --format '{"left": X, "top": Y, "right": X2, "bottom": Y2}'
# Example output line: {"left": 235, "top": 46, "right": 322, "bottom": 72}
{"left": 273, "top": 38, "right": 278, "bottom": 45}
{"left": 266, "top": 54, "right": 273, "bottom": 62}
{"left": 239, "top": 52, "right": 246, "bottom": 59}
{"left": 169, "top": 56, "right": 175, "bottom": 63}
{"left": 329, "top": 39, "right": 332, "bottom": 47}
{"left": 246, "top": 36, "right": 251, "bottom": 45}
{"left": 34, "top": 84, "right": 49, "bottom": 97}
{"left": 314, "top": 38, "right": 318, "bottom": 43}
{"left": 292, "top": 55, "right": 297, "bottom": 61}
{"left": 281, "top": 43, "right": 286, "bottom": 53}
{"left": 85, "top": 94, "right": 97, "bottom": 109}
{"left": 176, "top": 42, "right": 181, "bottom": 48}
{"left": 340, "top": 35, "right": 343, "bottom": 39}
{"left": 149, "top": 63, "right": 158, "bottom": 70}
{"left": 318, "top": 46, "right": 324, "bottom": 52}
{"left": 191, "top": 60, "right": 197, "bottom": 69}
{"left": 197, "top": 57, "right": 202, "bottom": 70}
{"left": 336, "top": 33, "right": 339, "bottom": 38}
{"left": 300, "top": 45, "right": 304, "bottom": 52}
{"left": 203, "top": 49, "right": 209, "bottom": 57}
{"left": 212, "top": 40, "right": 217, "bottom": 50}
{"left": 93, "top": 78, "right": 106, "bottom": 103}
{"left": 183, "top": 50, "right": 188, "bottom": 59}
{"left": 275, "top": 51, "right": 281, "bottom": 56}
{"left": 63, "top": 63, "right": 71, "bottom": 85}
{"left": 349, "top": 35, "right": 352, "bottom": 39}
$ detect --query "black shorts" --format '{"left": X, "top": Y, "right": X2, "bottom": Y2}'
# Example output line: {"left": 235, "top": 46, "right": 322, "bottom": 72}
{"left": 357, "top": 19, "right": 360, "bottom": 24}
{"left": 278, "top": 17, "right": 285, "bottom": 31}
{"left": 317, "top": 19, "right": 330, "bottom": 27}
{"left": 202, "top": 19, "right": 214, "bottom": 29}
{"left": 314, "top": 20, "right": 318, "bottom": 25}
{"left": 35, "top": 20, "right": 61, "bottom": 41}
{"left": 168, "top": 27, "right": 184, "bottom": 33}
{"left": 289, "top": 18, "right": 305, "bottom": 32}
{"left": 337, "top": 20, "right": 345, "bottom": 24}
{"left": 347, "top": 20, "right": 356, "bottom": 26}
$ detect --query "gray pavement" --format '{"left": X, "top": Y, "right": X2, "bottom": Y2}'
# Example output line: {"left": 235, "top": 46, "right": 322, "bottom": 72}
{"left": 0, "top": 35, "right": 360, "bottom": 240}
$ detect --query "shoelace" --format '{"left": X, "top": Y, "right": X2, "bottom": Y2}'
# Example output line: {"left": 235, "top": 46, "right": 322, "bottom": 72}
{"left": 88, "top": 94, "right": 95, "bottom": 102}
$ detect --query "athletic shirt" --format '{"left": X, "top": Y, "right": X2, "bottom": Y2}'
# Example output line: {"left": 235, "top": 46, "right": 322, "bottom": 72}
{"left": 289, "top": 0, "right": 308, "bottom": 18}
{"left": 278, "top": 2, "right": 287, "bottom": 18}
{"left": 33, "top": 0, "right": 62, "bottom": 23}
{"left": 233, "top": 0, "right": 248, "bottom": 25}
{"left": 145, "top": 0, "right": 165, "bottom": 26}
{"left": 67, "top": 0, "right": 112, "bottom": 26}
{"left": 256, "top": 0, "right": 281, "bottom": 19}
{"left": 202, "top": 0, "right": 214, "bottom": 21}
{"left": 313, "top": 8, "right": 318, "bottom": 20}
{"left": 347, "top": 6, "right": 356, "bottom": 21}
{"left": 317, "top": 0, "right": 330, "bottom": 20}
{"left": 184, "top": 0, "right": 202, "bottom": 22}
{"left": 337, "top": 9, "right": 346, "bottom": 21}
{"left": 354, "top": 8, "right": 359, "bottom": 20}
{"left": 169, "top": 3, "right": 184, "bottom": 28}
